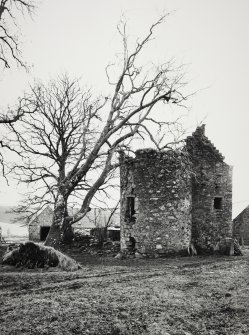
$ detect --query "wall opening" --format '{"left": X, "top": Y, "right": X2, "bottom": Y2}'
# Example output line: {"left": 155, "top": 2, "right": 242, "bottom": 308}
{"left": 127, "top": 236, "right": 136, "bottom": 252}
{"left": 40, "top": 226, "right": 50, "bottom": 241}
{"left": 126, "top": 196, "right": 135, "bottom": 221}
{"left": 214, "top": 197, "right": 223, "bottom": 210}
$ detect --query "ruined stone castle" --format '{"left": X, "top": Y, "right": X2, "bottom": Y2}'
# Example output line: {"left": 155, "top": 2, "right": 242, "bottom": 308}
{"left": 120, "top": 125, "right": 233, "bottom": 256}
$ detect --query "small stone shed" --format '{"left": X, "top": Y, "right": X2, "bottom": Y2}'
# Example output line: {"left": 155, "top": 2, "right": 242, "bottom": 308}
{"left": 120, "top": 125, "right": 233, "bottom": 256}
{"left": 29, "top": 206, "right": 54, "bottom": 242}
{"left": 29, "top": 207, "right": 120, "bottom": 242}
{"left": 233, "top": 205, "right": 249, "bottom": 245}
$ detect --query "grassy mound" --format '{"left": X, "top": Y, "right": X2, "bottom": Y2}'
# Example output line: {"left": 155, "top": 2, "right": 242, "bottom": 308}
{"left": 2, "top": 241, "right": 81, "bottom": 271}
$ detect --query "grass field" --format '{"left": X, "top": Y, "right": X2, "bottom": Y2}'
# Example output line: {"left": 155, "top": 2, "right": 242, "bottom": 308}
{"left": 0, "top": 247, "right": 249, "bottom": 335}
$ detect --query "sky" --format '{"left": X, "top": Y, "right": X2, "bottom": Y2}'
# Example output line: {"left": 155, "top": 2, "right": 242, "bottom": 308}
{"left": 0, "top": 0, "right": 249, "bottom": 217}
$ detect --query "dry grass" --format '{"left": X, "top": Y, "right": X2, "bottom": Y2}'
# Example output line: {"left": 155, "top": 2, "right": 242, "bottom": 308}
{"left": 0, "top": 247, "right": 249, "bottom": 334}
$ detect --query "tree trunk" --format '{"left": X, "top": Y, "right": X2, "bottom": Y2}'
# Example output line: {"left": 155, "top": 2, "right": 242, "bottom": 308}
{"left": 44, "top": 194, "right": 73, "bottom": 249}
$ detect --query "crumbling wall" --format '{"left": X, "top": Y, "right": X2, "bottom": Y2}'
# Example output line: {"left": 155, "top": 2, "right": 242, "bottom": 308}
{"left": 186, "top": 126, "right": 233, "bottom": 253}
{"left": 233, "top": 206, "right": 249, "bottom": 245}
{"left": 120, "top": 149, "right": 192, "bottom": 257}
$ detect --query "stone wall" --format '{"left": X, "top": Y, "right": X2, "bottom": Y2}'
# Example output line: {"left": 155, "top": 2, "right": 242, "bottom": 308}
{"left": 120, "top": 149, "right": 192, "bottom": 257}
{"left": 29, "top": 207, "right": 53, "bottom": 241}
{"left": 233, "top": 206, "right": 249, "bottom": 245}
{"left": 186, "top": 126, "right": 233, "bottom": 253}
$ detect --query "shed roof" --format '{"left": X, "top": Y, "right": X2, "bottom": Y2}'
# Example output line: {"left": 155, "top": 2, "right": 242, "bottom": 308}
{"left": 29, "top": 206, "right": 120, "bottom": 229}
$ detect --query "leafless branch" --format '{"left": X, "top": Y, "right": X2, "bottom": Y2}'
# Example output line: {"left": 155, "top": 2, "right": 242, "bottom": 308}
{"left": 0, "top": 0, "right": 35, "bottom": 70}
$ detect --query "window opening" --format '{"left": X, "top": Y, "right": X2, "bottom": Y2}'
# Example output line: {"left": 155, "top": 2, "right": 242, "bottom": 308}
{"left": 213, "top": 197, "right": 222, "bottom": 210}
{"left": 127, "top": 196, "right": 135, "bottom": 219}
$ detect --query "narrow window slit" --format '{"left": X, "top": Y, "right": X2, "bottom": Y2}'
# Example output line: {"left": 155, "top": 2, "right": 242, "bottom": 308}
{"left": 214, "top": 197, "right": 222, "bottom": 210}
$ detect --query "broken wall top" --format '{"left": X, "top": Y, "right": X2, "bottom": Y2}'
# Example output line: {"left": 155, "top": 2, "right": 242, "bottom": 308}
{"left": 119, "top": 125, "right": 228, "bottom": 168}
{"left": 186, "top": 125, "right": 225, "bottom": 163}
{"left": 119, "top": 147, "right": 189, "bottom": 167}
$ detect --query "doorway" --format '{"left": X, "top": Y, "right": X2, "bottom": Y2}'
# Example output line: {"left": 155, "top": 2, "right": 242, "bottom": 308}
{"left": 40, "top": 226, "right": 50, "bottom": 241}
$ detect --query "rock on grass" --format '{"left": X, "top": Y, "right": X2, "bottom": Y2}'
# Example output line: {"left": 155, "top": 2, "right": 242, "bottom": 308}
{"left": 2, "top": 241, "right": 81, "bottom": 271}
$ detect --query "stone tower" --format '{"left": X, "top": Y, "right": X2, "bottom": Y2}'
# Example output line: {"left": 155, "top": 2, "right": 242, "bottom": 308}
{"left": 119, "top": 125, "right": 233, "bottom": 257}
{"left": 119, "top": 149, "right": 192, "bottom": 257}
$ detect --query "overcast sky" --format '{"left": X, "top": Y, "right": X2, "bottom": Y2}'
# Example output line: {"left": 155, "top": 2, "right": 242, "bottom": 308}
{"left": 0, "top": 0, "right": 249, "bottom": 217}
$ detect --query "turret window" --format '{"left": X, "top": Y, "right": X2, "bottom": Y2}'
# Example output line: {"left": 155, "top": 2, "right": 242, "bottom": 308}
{"left": 214, "top": 197, "right": 223, "bottom": 210}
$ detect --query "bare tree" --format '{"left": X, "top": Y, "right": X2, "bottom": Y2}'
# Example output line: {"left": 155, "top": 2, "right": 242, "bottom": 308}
{"left": 7, "top": 16, "right": 189, "bottom": 249}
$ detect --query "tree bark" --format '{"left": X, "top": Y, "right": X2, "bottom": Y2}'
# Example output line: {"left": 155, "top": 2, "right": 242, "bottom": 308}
{"left": 44, "top": 194, "right": 73, "bottom": 249}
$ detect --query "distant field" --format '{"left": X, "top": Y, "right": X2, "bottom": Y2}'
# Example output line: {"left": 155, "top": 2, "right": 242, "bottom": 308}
{"left": 0, "top": 206, "right": 19, "bottom": 223}
{"left": 0, "top": 221, "right": 28, "bottom": 240}
{"left": 0, "top": 206, "right": 28, "bottom": 243}
{"left": 0, "top": 248, "right": 249, "bottom": 335}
